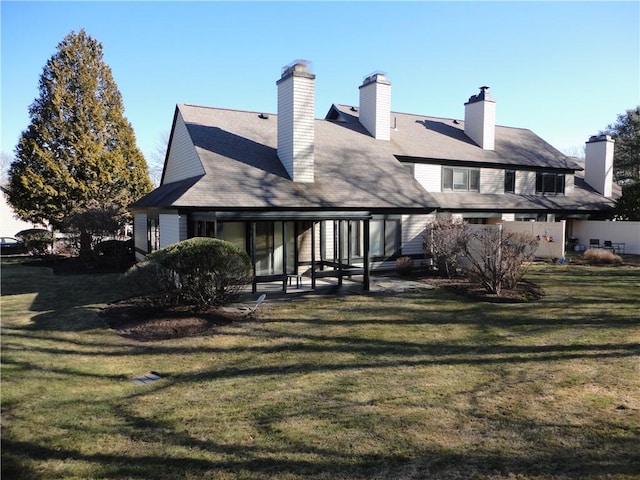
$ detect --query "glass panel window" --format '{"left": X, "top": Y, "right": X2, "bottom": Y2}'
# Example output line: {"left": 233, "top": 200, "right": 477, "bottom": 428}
{"left": 453, "top": 169, "right": 468, "bottom": 190}
{"left": 504, "top": 170, "right": 515, "bottom": 193}
{"left": 254, "top": 221, "right": 295, "bottom": 276}
{"left": 148, "top": 218, "right": 159, "bottom": 252}
{"left": 555, "top": 174, "right": 565, "bottom": 194}
{"left": 442, "top": 167, "right": 453, "bottom": 190}
{"left": 370, "top": 220, "right": 384, "bottom": 257}
{"left": 536, "top": 172, "right": 565, "bottom": 195}
{"left": 469, "top": 169, "right": 480, "bottom": 191}
{"left": 369, "top": 218, "right": 400, "bottom": 258}
{"left": 442, "top": 166, "right": 479, "bottom": 191}
{"left": 218, "top": 222, "right": 246, "bottom": 250}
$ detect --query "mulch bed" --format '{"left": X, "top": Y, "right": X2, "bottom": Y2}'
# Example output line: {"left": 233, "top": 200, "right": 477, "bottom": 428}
{"left": 100, "top": 300, "right": 246, "bottom": 342}
{"left": 415, "top": 276, "right": 545, "bottom": 303}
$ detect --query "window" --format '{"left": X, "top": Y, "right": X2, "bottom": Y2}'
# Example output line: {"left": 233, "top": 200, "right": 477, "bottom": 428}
{"left": 504, "top": 170, "right": 515, "bottom": 193}
{"left": 147, "top": 218, "right": 159, "bottom": 252}
{"left": 442, "top": 167, "right": 480, "bottom": 191}
{"left": 254, "top": 221, "right": 295, "bottom": 276}
{"left": 535, "top": 172, "right": 565, "bottom": 195}
{"left": 370, "top": 218, "right": 400, "bottom": 258}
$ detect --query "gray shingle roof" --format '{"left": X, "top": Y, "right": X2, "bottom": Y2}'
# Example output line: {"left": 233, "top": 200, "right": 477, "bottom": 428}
{"left": 133, "top": 104, "right": 438, "bottom": 212}
{"left": 331, "top": 104, "right": 583, "bottom": 170}
{"left": 132, "top": 102, "right": 614, "bottom": 214}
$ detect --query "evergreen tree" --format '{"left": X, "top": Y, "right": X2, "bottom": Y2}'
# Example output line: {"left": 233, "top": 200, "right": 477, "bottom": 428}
{"left": 615, "top": 181, "right": 640, "bottom": 221}
{"left": 7, "top": 30, "right": 152, "bottom": 248}
{"left": 601, "top": 106, "right": 640, "bottom": 183}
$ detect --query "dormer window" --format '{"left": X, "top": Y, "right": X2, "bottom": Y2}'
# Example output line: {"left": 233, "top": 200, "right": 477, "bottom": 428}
{"left": 442, "top": 166, "right": 480, "bottom": 192}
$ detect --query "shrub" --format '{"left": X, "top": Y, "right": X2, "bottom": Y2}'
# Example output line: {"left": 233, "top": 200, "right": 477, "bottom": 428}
{"left": 16, "top": 228, "right": 54, "bottom": 256}
{"left": 125, "top": 238, "right": 253, "bottom": 312}
{"left": 94, "top": 239, "right": 134, "bottom": 270}
{"left": 461, "top": 226, "right": 539, "bottom": 295}
{"left": 395, "top": 256, "right": 414, "bottom": 276}
{"left": 583, "top": 248, "right": 623, "bottom": 265}
{"left": 423, "top": 216, "right": 470, "bottom": 278}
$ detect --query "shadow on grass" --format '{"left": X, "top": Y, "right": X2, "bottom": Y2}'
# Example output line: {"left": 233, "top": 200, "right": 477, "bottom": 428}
{"left": 3, "top": 415, "right": 638, "bottom": 479}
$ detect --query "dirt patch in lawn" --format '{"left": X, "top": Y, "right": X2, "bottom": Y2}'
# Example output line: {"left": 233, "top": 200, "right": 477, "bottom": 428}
{"left": 100, "top": 300, "right": 247, "bottom": 342}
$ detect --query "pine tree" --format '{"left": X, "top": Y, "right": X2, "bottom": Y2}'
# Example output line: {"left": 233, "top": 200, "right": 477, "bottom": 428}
{"left": 7, "top": 30, "right": 152, "bottom": 247}
{"left": 602, "top": 106, "right": 640, "bottom": 183}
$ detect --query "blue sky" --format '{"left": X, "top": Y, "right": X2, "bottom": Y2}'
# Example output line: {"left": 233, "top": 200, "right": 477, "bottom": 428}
{"left": 2, "top": 1, "right": 639, "bottom": 168}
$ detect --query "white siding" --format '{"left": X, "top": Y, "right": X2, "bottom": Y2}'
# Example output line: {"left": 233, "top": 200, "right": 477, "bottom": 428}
{"left": 159, "top": 212, "right": 187, "bottom": 248}
{"left": 133, "top": 213, "right": 148, "bottom": 261}
{"left": 518, "top": 171, "right": 537, "bottom": 195}
{"left": 401, "top": 214, "right": 431, "bottom": 256}
{"left": 480, "top": 168, "right": 503, "bottom": 194}
{"left": 277, "top": 68, "right": 315, "bottom": 183}
{"left": 163, "top": 112, "right": 205, "bottom": 184}
{"left": 358, "top": 74, "right": 391, "bottom": 140}
{"left": 464, "top": 97, "right": 495, "bottom": 150}
{"left": 414, "top": 164, "right": 441, "bottom": 192}
{"left": 565, "top": 173, "right": 574, "bottom": 195}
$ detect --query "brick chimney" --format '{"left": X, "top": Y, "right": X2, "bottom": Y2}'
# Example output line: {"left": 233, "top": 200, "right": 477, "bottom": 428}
{"left": 358, "top": 72, "right": 391, "bottom": 140}
{"left": 585, "top": 134, "right": 615, "bottom": 197}
{"left": 277, "top": 60, "right": 315, "bottom": 183}
{"left": 464, "top": 86, "right": 496, "bottom": 150}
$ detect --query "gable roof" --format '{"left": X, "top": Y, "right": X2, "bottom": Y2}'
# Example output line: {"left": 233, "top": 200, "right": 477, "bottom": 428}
{"left": 330, "top": 104, "right": 582, "bottom": 170}
{"left": 132, "top": 104, "right": 438, "bottom": 213}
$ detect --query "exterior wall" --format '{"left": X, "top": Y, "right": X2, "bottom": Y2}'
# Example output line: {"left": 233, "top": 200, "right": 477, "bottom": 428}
{"left": 480, "top": 168, "right": 503, "bottom": 194}
{"left": 414, "top": 163, "right": 441, "bottom": 192}
{"left": 518, "top": 170, "right": 537, "bottom": 195}
{"left": 585, "top": 136, "right": 614, "bottom": 197}
{"left": 1, "top": 191, "right": 42, "bottom": 236}
{"left": 358, "top": 74, "right": 391, "bottom": 140}
{"left": 163, "top": 112, "right": 205, "bottom": 184}
{"left": 133, "top": 213, "right": 148, "bottom": 260}
{"left": 502, "top": 220, "right": 566, "bottom": 259}
{"left": 571, "top": 220, "right": 640, "bottom": 255}
{"left": 277, "top": 65, "right": 315, "bottom": 183}
{"left": 401, "top": 214, "right": 432, "bottom": 256}
{"left": 159, "top": 212, "right": 187, "bottom": 248}
{"left": 464, "top": 99, "right": 495, "bottom": 150}
{"left": 565, "top": 173, "right": 575, "bottom": 196}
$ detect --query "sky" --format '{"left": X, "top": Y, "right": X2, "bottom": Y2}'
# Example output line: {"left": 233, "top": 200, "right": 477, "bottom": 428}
{"left": 1, "top": 1, "right": 639, "bottom": 171}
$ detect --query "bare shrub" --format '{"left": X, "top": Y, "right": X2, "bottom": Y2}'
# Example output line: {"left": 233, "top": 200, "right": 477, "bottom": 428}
{"left": 462, "top": 226, "right": 539, "bottom": 296}
{"left": 423, "top": 217, "right": 470, "bottom": 278}
{"left": 583, "top": 248, "right": 623, "bottom": 265}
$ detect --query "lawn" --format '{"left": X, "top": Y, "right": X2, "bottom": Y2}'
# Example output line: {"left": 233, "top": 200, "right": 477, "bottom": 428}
{"left": 1, "top": 257, "right": 639, "bottom": 479}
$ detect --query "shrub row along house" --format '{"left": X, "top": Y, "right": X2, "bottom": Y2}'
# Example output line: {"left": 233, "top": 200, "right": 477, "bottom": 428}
{"left": 130, "top": 60, "right": 616, "bottom": 292}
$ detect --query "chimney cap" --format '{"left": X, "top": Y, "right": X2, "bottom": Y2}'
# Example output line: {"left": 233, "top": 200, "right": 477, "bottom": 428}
{"left": 465, "top": 85, "right": 495, "bottom": 104}
{"left": 361, "top": 70, "right": 391, "bottom": 87}
{"left": 587, "top": 134, "right": 614, "bottom": 143}
{"left": 280, "top": 59, "right": 314, "bottom": 78}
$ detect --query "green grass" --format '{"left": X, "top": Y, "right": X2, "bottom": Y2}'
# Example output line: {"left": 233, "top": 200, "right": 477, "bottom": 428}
{"left": 2, "top": 257, "right": 639, "bottom": 479}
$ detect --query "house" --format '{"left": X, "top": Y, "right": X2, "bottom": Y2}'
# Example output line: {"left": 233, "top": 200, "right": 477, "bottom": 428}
{"left": 0, "top": 186, "right": 43, "bottom": 237}
{"left": 130, "top": 60, "right": 616, "bottom": 292}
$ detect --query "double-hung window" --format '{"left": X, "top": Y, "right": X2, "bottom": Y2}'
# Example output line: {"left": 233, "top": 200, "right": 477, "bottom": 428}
{"left": 442, "top": 166, "right": 480, "bottom": 191}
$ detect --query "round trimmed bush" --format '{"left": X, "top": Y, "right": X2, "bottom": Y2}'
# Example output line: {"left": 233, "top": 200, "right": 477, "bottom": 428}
{"left": 126, "top": 238, "right": 253, "bottom": 312}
